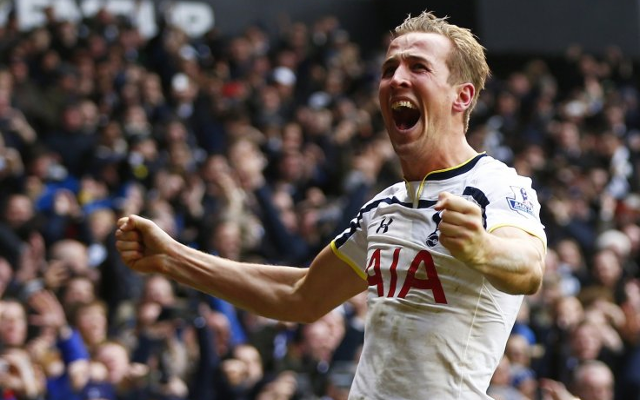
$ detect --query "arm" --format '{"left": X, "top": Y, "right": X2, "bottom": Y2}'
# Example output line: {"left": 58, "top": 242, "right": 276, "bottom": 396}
{"left": 116, "top": 215, "right": 367, "bottom": 323}
{"left": 539, "top": 378, "right": 580, "bottom": 400}
{"left": 435, "top": 192, "right": 545, "bottom": 295}
{"left": 189, "top": 315, "right": 233, "bottom": 400}
{"left": 253, "top": 184, "right": 310, "bottom": 263}
{"left": 207, "top": 297, "right": 247, "bottom": 346}
{"left": 28, "top": 290, "right": 92, "bottom": 391}
{"left": 1, "top": 350, "right": 45, "bottom": 399}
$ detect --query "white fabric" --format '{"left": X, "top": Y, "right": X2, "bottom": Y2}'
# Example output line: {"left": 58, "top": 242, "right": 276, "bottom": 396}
{"left": 332, "top": 154, "right": 546, "bottom": 400}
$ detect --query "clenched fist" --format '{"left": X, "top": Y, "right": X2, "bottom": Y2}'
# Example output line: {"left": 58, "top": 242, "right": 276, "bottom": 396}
{"left": 434, "top": 191, "right": 488, "bottom": 266}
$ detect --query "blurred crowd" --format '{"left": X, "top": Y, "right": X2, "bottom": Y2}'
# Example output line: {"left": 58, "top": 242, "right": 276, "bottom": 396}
{"left": 0, "top": 5, "right": 638, "bottom": 400}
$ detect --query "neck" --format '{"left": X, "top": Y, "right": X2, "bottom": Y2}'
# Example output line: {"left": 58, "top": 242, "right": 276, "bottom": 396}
{"left": 399, "top": 140, "right": 478, "bottom": 181}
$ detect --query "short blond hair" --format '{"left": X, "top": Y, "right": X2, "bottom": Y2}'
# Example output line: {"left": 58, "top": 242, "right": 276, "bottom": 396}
{"left": 394, "top": 11, "right": 490, "bottom": 130}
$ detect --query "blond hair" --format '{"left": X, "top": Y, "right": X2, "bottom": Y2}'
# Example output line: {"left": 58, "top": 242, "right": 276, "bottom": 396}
{"left": 394, "top": 11, "right": 490, "bottom": 130}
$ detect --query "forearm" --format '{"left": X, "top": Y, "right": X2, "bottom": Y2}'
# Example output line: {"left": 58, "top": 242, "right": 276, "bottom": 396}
{"left": 473, "top": 229, "right": 545, "bottom": 295}
{"left": 57, "top": 327, "right": 89, "bottom": 364}
{"left": 190, "top": 321, "right": 217, "bottom": 400}
{"left": 160, "top": 242, "right": 309, "bottom": 321}
{"left": 117, "top": 216, "right": 362, "bottom": 323}
{"left": 254, "top": 185, "right": 309, "bottom": 261}
{"left": 10, "top": 363, "right": 41, "bottom": 398}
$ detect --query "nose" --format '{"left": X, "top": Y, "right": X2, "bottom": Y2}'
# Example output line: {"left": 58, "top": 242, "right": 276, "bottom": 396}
{"left": 389, "top": 64, "right": 411, "bottom": 88}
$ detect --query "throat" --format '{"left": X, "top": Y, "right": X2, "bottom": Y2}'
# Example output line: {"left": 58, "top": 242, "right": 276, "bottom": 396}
{"left": 393, "top": 107, "right": 420, "bottom": 130}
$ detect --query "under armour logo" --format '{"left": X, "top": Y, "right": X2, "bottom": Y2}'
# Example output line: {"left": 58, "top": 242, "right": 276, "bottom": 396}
{"left": 376, "top": 217, "right": 394, "bottom": 234}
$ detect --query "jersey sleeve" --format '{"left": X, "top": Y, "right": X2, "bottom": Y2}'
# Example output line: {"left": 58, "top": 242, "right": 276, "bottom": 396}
{"left": 477, "top": 167, "right": 547, "bottom": 248}
{"left": 330, "top": 198, "right": 377, "bottom": 280}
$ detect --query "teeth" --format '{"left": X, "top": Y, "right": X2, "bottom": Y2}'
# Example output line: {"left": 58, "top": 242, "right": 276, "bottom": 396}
{"left": 391, "top": 101, "right": 416, "bottom": 110}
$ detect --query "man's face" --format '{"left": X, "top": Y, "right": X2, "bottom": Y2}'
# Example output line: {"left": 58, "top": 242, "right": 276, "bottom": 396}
{"left": 378, "top": 32, "right": 458, "bottom": 161}
{"left": 77, "top": 304, "right": 107, "bottom": 346}
{"left": 575, "top": 369, "right": 614, "bottom": 400}
{"left": 0, "top": 302, "right": 27, "bottom": 347}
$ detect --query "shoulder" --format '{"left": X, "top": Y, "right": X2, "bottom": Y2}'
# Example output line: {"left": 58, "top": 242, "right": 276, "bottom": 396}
{"left": 467, "top": 155, "right": 542, "bottom": 214}
{"left": 364, "top": 181, "right": 406, "bottom": 204}
{"left": 473, "top": 155, "right": 533, "bottom": 187}
{"left": 345, "top": 182, "right": 408, "bottom": 224}
{"left": 475, "top": 155, "right": 517, "bottom": 175}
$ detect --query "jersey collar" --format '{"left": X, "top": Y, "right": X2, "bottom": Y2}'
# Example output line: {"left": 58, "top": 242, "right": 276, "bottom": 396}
{"left": 404, "top": 153, "right": 486, "bottom": 207}
{"left": 422, "top": 152, "right": 486, "bottom": 181}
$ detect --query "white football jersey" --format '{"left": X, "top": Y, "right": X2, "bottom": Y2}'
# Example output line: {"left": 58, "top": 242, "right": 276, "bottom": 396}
{"left": 331, "top": 153, "right": 546, "bottom": 400}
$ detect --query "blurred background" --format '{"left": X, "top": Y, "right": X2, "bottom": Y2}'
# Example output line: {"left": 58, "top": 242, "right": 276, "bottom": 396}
{"left": 0, "top": 1, "right": 638, "bottom": 399}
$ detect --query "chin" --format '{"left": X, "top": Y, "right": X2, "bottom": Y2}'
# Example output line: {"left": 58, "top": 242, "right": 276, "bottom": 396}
{"left": 391, "top": 141, "right": 420, "bottom": 160}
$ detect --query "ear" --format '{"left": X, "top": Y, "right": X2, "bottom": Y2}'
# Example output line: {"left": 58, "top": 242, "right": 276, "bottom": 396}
{"left": 452, "top": 83, "right": 475, "bottom": 113}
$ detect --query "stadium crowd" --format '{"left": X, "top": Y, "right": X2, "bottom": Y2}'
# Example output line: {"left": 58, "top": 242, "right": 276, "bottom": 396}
{"left": 0, "top": 5, "right": 639, "bottom": 400}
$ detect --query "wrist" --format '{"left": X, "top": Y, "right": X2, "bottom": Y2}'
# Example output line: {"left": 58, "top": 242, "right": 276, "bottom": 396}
{"left": 58, "top": 325, "right": 73, "bottom": 340}
{"left": 464, "top": 233, "right": 493, "bottom": 272}
{"left": 160, "top": 240, "right": 186, "bottom": 275}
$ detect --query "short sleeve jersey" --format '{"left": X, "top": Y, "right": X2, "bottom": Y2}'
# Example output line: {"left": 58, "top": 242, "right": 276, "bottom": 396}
{"left": 331, "top": 154, "right": 546, "bottom": 400}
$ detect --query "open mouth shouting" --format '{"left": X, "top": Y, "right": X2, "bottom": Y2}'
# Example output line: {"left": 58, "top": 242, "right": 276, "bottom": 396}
{"left": 391, "top": 100, "right": 421, "bottom": 131}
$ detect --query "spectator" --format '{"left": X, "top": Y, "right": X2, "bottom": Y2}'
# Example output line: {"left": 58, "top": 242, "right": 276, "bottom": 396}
{"left": 48, "top": 239, "right": 97, "bottom": 284}
{"left": 541, "top": 360, "right": 614, "bottom": 400}
{"left": 488, "top": 355, "right": 527, "bottom": 400}
{"left": 42, "top": 101, "right": 96, "bottom": 179}
{"left": 70, "top": 300, "right": 109, "bottom": 353}
{"left": 0, "top": 5, "right": 640, "bottom": 399}
{"left": 505, "top": 334, "right": 538, "bottom": 399}
{"left": 572, "top": 360, "right": 615, "bottom": 400}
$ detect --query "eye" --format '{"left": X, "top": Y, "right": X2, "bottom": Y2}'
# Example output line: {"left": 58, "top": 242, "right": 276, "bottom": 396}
{"left": 412, "top": 63, "right": 429, "bottom": 72}
{"left": 381, "top": 65, "right": 396, "bottom": 78}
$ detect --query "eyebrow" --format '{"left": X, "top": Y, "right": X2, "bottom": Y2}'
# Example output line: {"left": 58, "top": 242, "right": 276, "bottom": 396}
{"left": 381, "top": 54, "right": 433, "bottom": 71}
